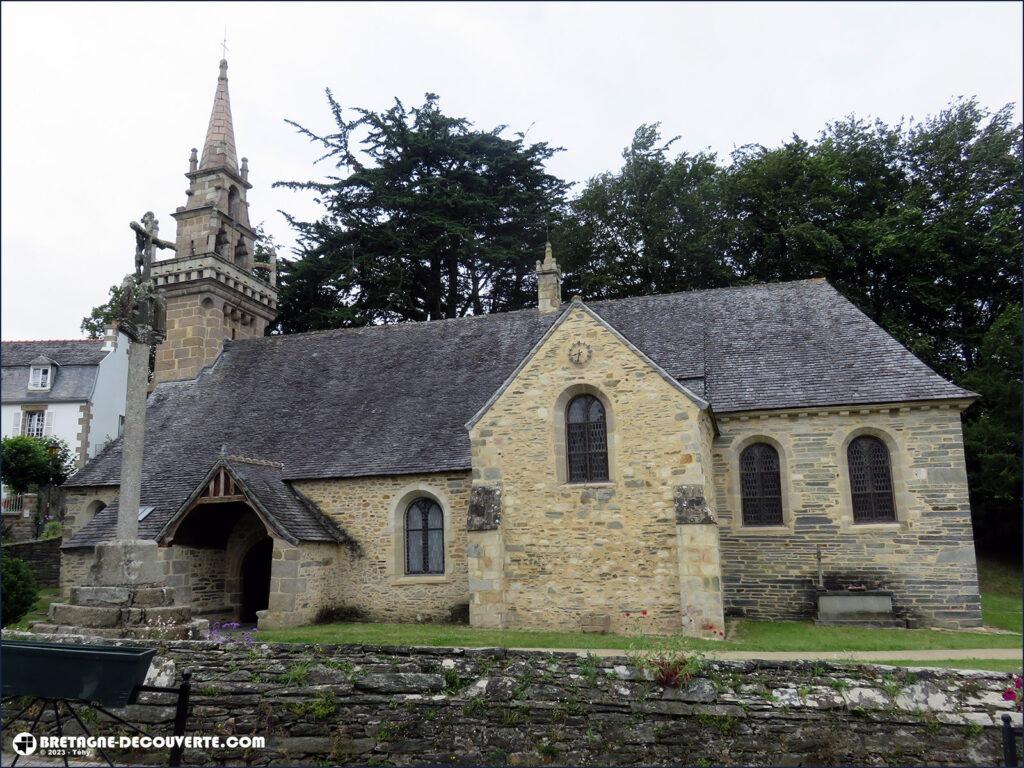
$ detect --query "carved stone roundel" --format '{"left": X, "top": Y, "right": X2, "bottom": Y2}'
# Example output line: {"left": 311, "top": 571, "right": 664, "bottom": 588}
{"left": 568, "top": 340, "right": 592, "bottom": 366}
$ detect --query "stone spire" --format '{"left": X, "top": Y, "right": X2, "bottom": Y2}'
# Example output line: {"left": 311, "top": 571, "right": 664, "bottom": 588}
{"left": 200, "top": 59, "right": 238, "bottom": 173}
{"left": 535, "top": 241, "right": 562, "bottom": 313}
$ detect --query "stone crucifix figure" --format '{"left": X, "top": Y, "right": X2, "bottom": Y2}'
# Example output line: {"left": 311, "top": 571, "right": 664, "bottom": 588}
{"left": 113, "top": 213, "right": 174, "bottom": 541}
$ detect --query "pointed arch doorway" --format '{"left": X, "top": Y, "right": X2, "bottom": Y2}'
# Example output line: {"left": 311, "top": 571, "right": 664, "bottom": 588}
{"left": 240, "top": 537, "right": 273, "bottom": 623}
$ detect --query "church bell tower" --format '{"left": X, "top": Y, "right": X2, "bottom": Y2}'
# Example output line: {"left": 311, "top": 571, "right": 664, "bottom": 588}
{"left": 150, "top": 58, "right": 278, "bottom": 384}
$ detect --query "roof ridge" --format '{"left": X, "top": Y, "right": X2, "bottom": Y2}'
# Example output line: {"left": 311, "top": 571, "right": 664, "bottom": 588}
{"left": 227, "top": 278, "right": 828, "bottom": 348}
{"left": 225, "top": 454, "right": 285, "bottom": 468}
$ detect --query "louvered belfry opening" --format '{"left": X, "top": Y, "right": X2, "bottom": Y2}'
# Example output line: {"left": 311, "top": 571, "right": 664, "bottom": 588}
{"left": 739, "top": 443, "right": 784, "bottom": 526}
{"left": 566, "top": 394, "right": 609, "bottom": 483}
{"left": 848, "top": 435, "right": 897, "bottom": 522}
{"left": 405, "top": 498, "right": 445, "bottom": 575}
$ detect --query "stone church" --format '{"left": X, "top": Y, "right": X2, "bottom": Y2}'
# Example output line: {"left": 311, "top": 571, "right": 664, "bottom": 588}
{"left": 59, "top": 60, "right": 982, "bottom": 637}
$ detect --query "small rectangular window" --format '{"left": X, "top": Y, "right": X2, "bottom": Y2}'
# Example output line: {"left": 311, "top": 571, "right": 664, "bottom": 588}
{"left": 29, "top": 366, "right": 51, "bottom": 390}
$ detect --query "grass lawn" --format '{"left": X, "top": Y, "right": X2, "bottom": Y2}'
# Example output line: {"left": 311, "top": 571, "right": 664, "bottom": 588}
{"left": 10, "top": 586, "right": 58, "bottom": 631}
{"left": 978, "top": 556, "right": 1022, "bottom": 633}
{"left": 258, "top": 617, "right": 1022, "bottom": 652}
{"left": 258, "top": 556, "right": 1021, "bottom": 653}
{"left": 868, "top": 658, "right": 1022, "bottom": 673}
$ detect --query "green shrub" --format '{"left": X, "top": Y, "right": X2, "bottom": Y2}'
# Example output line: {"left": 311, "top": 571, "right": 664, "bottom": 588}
{"left": 1, "top": 557, "right": 38, "bottom": 626}
{"left": 40, "top": 520, "right": 63, "bottom": 540}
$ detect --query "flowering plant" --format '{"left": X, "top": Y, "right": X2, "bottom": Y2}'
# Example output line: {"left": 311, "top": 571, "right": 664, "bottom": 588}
{"left": 1002, "top": 674, "right": 1022, "bottom": 712}
{"left": 210, "top": 621, "right": 255, "bottom": 646}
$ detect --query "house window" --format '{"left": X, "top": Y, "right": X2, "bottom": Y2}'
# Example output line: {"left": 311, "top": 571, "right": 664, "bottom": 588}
{"left": 405, "top": 498, "right": 444, "bottom": 575}
{"left": 23, "top": 411, "right": 46, "bottom": 438}
{"left": 566, "top": 394, "right": 609, "bottom": 483}
{"left": 29, "top": 365, "right": 51, "bottom": 390}
{"left": 848, "top": 435, "right": 896, "bottom": 523}
{"left": 739, "top": 443, "right": 784, "bottom": 526}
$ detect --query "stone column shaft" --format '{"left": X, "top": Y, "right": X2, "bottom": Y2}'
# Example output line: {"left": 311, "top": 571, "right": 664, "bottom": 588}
{"left": 115, "top": 341, "right": 149, "bottom": 540}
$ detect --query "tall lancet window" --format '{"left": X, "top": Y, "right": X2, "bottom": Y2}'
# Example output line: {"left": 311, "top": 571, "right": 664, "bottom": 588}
{"left": 739, "top": 443, "right": 784, "bottom": 526}
{"left": 405, "top": 498, "right": 445, "bottom": 575}
{"left": 566, "top": 394, "right": 609, "bottom": 483}
{"left": 848, "top": 436, "right": 896, "bottom": 522}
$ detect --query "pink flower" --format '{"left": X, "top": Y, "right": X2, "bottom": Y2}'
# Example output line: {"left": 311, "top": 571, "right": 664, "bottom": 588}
{"left": 1004, "top": 690, "right": 1017, "bottom": 702}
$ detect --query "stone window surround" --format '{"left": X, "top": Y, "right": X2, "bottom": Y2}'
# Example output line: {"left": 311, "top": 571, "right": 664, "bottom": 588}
{"left": 725, "top": 433, "right": 795, "bottom": 534}
{"left": 836, "top": 425, "right": 908, "bottom": 531}
{"left": 388, "top": 483, "right": 456, "bottom": 585}
{"left": 552, "top": 383, "right": 617, "bottom": 487}
{"left": 20, "top": 405, "right": 47, "bottom": 438}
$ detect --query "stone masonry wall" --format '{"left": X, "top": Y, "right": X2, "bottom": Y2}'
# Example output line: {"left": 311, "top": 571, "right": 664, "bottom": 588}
{"left": 1, "top": 632, "right": 1014, "bottom": 766}
{"left": 714, "top": 403, "right": 982, "bottom": 627}
{"left": 468, "top": 305, "right": 718, "bottom": 635}
{"left": 2, "top": 538, "right": 61, "bottom": 586}
{"left": 293, "top": 473, "right": 471, "bottom": 624}
{"left": 60, "top": 486, "right": 119, "bottom": 599}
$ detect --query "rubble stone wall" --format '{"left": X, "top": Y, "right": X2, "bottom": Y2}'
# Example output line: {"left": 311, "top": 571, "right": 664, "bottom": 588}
{"left": 2, "top": 537, "right": 60, "bottom": 586}
{"left": 0, "top": 634, "right": 1013, "bottom": 766}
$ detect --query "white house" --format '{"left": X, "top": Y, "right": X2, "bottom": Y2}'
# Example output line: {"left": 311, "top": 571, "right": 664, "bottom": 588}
{"left": 1, "top": 328, "right": 130, "bottom": 470}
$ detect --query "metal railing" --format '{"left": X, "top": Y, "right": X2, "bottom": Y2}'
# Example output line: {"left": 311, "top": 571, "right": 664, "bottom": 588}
{"left": 1, "top": 485, "right": 25, "bottom": 515}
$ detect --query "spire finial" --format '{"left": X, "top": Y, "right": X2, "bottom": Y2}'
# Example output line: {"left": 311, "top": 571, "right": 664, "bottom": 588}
{"left": 543, "top": 241, "right": 555, "bottom": 267}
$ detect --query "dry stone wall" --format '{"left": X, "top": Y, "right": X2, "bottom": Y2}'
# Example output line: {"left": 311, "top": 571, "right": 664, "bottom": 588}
{"left": 0, "top": 633, "right": 1015, "bottom": 766}
{"left": 713, "top": 404, "right": 982, "bottom": 627}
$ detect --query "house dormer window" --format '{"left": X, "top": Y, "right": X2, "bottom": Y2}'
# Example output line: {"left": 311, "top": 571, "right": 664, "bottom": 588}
{"left": 28, "top": 365, "right": 52, "bottom": 390}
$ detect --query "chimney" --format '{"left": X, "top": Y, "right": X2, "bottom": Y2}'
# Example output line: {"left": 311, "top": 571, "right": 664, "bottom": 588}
{"left": 535, "top": 242, "right": 562, "bottom": 314}
{"left": 101, "top": 323, "right": 118, "bottom": 352}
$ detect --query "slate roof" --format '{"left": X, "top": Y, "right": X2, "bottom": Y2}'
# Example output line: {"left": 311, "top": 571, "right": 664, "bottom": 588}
{"left": 1, "top": 340, "right": 108, "bottom": 367}
{"left": 64, "top": 279, "right": 972, "bottom": 548}
{"left": 78, "top": 457, "right": 353, "bottom": 549}
{"left": 1, "top": 340, "right": 107, "bottom": 404}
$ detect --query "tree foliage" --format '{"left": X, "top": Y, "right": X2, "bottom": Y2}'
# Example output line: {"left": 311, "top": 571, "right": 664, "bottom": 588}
{"left": 274, "top": 92, "right": 569, "bottom": 332}
{"left": 0, "top": 436, "right": 75, "bottom": 494}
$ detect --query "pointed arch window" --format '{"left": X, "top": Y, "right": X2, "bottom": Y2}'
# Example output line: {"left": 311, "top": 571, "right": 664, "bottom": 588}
{"left": 566, "top": 394, "right": 609, "bottom": 483}
{"left": 405, "top": 498, "right": 444, "bottom": 575}
{"left": 739, "top": 443, "right": 784, "bottom": 526}
{"left": 847, "top": 436, "right": 896, "bottom": 522}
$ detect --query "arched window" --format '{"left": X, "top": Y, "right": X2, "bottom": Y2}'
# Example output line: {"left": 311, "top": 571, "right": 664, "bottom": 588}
{"left": 566, "top": 394, "right": 609, "bottom": 483}
{"left": 847, "top": 435, "right": 896, "bottom": 523}
{"left": 405, "top": 498, "right": 444, "bottom": 574}
{"left": 739, "top": 443, "right": 784, "bottom": 526}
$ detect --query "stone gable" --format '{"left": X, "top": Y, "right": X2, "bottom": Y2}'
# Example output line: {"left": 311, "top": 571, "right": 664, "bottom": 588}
{"left": 467, "top": 304, "right": 724, "bottom": 635}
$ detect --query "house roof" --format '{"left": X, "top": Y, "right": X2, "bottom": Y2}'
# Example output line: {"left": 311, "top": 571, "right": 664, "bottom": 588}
{"left": 1, "top": 340, "right": 107, "bottom": 404}
{"left": 64, "top": 279, "right": 972, "bottom": 547}
{"left": 1, "top": 340, "right": 107, "bottom": 367}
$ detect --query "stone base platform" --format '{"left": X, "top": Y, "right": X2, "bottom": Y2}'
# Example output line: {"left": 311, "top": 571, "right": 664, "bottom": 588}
{"left": 30, "top": 619, "right": 209, "bottom": 640}
{"left": 34, "top": 540, "right": 209, "bottom": 641}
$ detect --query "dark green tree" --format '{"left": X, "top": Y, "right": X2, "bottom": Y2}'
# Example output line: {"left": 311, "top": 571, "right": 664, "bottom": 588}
{"left": 557, "top": 124, "right": 733, "bottom": 301}
{"left": 274, "top": 92, "right": 569, "bottom": 332}
{"left": 81, "top": 283, "right": 127, "bottom": 339}
{"left": 961, "top": 303, "right": 1022, "bottom": 556}
{"left": 1, "top": 436, "right": 54, "bottom": 493}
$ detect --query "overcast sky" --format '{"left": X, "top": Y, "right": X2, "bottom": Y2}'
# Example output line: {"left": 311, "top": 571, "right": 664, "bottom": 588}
{"left": 2, "top": 1, "right": 1021, "bottom": 340}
